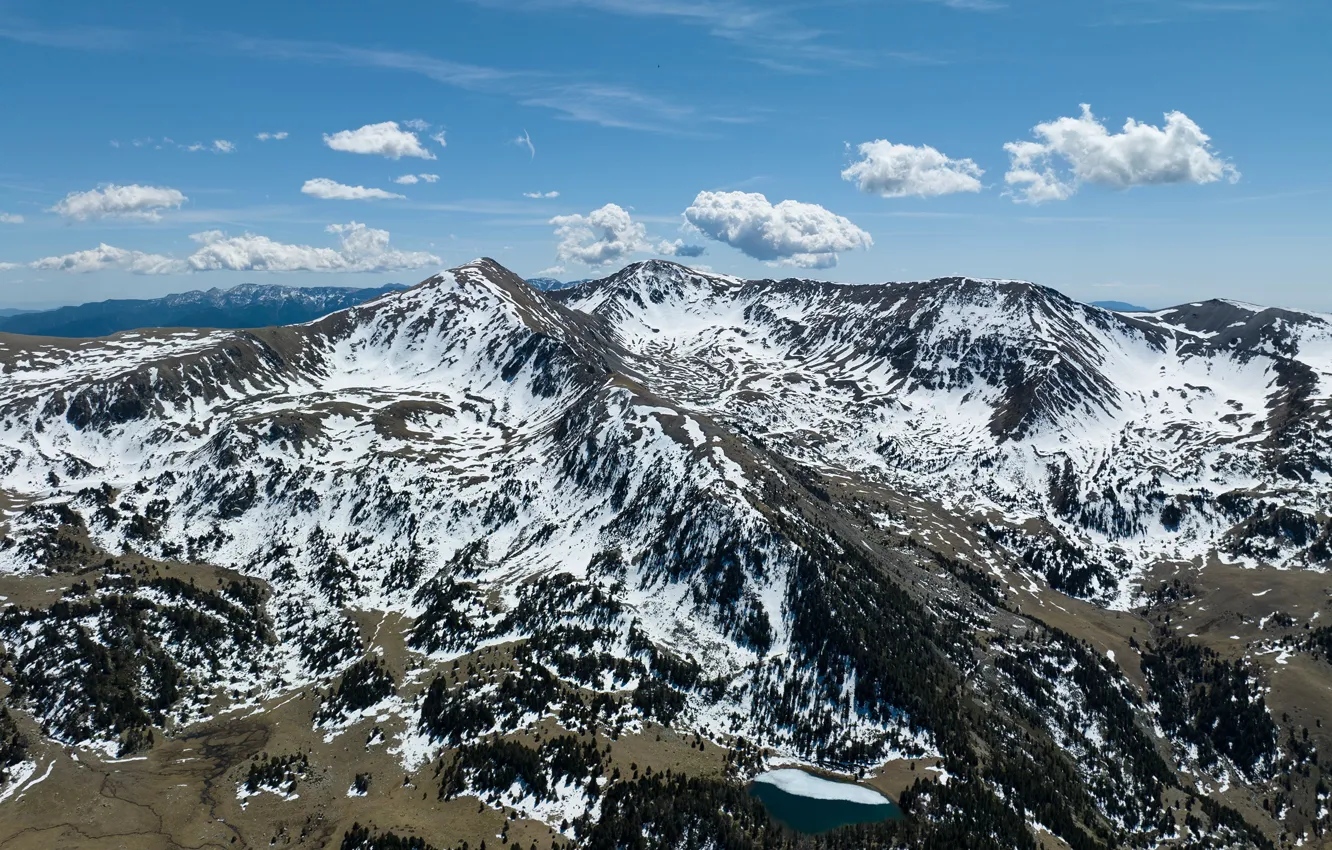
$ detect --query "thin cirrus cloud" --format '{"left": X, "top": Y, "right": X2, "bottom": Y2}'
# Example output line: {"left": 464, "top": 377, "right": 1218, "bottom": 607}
{"left": 459, "top": 0, "right": 866, "bottom": 69}
{"left": 842, "top": 140, "right": 984, "bottom": 198}
{"left": 49, "top": 184, "right": 187, "bottom": 221}
{"left": 25, "top": 223, "right": 439, "bottom": 274}
{"left": 323, "top": 121, "right": 436, "bottom": 160}
{"left": 229, "top": 37, "right": 730, "bottom": 136}
{"left": 683, "top": 190, "right": 872, "bottom": 269}
{"left": 256, "top": 131, "right": 289, "bottom": 141}
{"left": 524, "top": 191, "right": 559, "bottom": 199}
{"left": 1003, "top": 104, "right": 1240, "bottom": 204}
{"left": 549, "top": 203, "right": 705, "bottom": 267}
{"left": 301, "top": 178, "right": 406, "bottom": 201}
{"left": 514, "top": 130, "right": 536, "bottom": 159}
{"left": 394, "top": 174, "right": 441, "bottom": 185}
{"left": 0, "top": 213, "right": 23, "bottom": 224}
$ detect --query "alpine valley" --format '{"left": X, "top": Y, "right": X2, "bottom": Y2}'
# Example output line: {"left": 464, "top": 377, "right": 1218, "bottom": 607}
{"left": 0, "top": 258, "right": 1329, "bottom": 850}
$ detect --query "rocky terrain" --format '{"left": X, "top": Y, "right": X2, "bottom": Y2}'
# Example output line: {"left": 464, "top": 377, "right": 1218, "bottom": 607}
{"left": 0, "top": 258, "right": 1328, "bottom": 849}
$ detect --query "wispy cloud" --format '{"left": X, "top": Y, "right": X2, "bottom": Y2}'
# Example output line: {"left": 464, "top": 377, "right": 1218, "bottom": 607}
{"left": 2, "top": 26, "right": 744, "bottom": 135}
{"left": 228, "top": 36, "right": 723, "bottom": 134}
{"left": 920, "top": 0, "right": 1006, "bottom": 10}
{"left": 460, "top": 0, "right": 868, "bottom": 69}
{"left": 0, "top": 23, "right": 139, "bottom": 50}
{"left": 514, "top": 129, "right": 536, "bottom": 159}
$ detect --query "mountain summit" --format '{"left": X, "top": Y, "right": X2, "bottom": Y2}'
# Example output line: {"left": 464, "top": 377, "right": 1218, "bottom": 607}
{"left": 0, "top": 259, "right": 1327, "bottom": 848}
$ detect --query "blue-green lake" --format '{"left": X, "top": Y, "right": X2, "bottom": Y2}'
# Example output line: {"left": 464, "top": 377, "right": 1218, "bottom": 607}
{"left": 748, "top": 768, "right": 904, "bottom": 834}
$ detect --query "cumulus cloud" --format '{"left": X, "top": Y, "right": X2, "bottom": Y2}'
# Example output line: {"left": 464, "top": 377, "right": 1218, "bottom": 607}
{"left": 50, "top": 184, "right": 187, "bottom": 221}
{"left": 0, "top": 213, "right": 22, "bottom": 224}
{"left": 551, "top": 203, "right": 653, "bottom": 267}
{"left": 842, "top": 140, "right": 983, "bottom": 198}
{"left": 1004, "top": 104, "right": 1240, "bottom": 204}
{"left": 657, "top": 239, "right": 706, "bottom": 258}
{"left": 213, "top": 139, "right": 236, "bottom": 153}
{"left": 301, "top": 178, "right": 405, "bottom": 201}
{"left": 256, "top": 131, "right": 289, "bottom": 141}
{"left": 393, "top": 173, "right": 440, "bottom": 185}
{"left": 524, "top": 190, "right": 560, "bottom": 198}
{"left": 187, "top": 223, "right": 438, "bottom": 272}
{"left": 26, "top": 222, "right": 439, "bottom": 275}
{"left": 683, "top": 191, "right": 872, "bottom": 268}
{"left": 323, "top": 121, "right": 436, "bottom": 159}
{"left": 30, "top": 244, "right": 185, "bottom": 275}
{"left": 430, "top": 131, "right": 447, "bottom": 148}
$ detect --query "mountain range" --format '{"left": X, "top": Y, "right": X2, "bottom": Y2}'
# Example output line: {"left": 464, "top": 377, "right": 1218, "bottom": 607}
{"left": 0, "top": 282, "right": 407, "bottom": 338}
{"left": 0, "top": 259, "right": 1327, "bottom": 849}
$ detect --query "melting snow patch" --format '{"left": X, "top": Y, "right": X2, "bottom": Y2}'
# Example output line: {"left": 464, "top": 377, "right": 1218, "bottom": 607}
{"left": 752, "top": 769, "right": 889, "bottom": 805}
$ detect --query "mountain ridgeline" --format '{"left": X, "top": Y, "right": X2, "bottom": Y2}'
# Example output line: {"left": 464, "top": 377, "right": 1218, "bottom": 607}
{"left": 0, "top": 282, "right": 407, "bottom": 337}
{"left": 0, "top": 259, "right": 1328, "bottom": 849}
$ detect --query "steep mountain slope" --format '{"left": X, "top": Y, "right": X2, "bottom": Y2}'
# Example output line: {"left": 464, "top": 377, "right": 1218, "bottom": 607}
{"left": 0, "top": 282, "right": 407, "bottom": 338}
{"left": 0, "top": 259, "right": 1327, "bottom": 850}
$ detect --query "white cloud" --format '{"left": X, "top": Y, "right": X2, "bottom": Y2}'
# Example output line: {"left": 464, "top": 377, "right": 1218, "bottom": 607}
{"left": 683, "top": 190, "right": 872, "bottom": 268}
{"left": 657, "top": 238, "right": 706, "bottom": 258}
{"left": 430, "top": 131, "right": 447, "bottom": 148}
{"left": 550, "top": 203, "right": 652, "bottom": 267}
{"left": 394, "top": 173, "right": 440, "bottom": 185}
{"left": 301, "top": 178, "right": 406, "bottom": 201}
{"left": 50, "top": 184, "right": 187, "bottom": 221}
{"left": 535, "top": 265, "right": 566, "bottom": 277}
{"left": 30, "top": 244, "right": 185, "bottom": 274}
{"left": 403, "top": 119, "right": 432, "bottom": 131}
{"left": 0, "top": 213, "right": 22, "bottom": 224}
{"left": 213, "top": 139, "right": 236, "bottom": 153}
{"left": 187, "top": 223, "right": 438, "bottom": 272}
{"left": 256, "top": 131, "right": 289, "bottom": 141}
{"left": 1003, "top": 104, "right": 1240, "bottom": 204}
{"left": 524, "top": 190, "right": 560, "bottom": 198}
{"left": 842, "top": 140, "right": 983, "bottom": 198}
{"left": 514, "top": 129, "right": 535, "bottom": 159}
{"left": 0, "top": 262, "right": 20, "bottom": 271}
{"left": 323, "top": 121, "right": 436, "bottom": 159}
{"left": 26, "top": 222, "right": 439, "bottom": 275}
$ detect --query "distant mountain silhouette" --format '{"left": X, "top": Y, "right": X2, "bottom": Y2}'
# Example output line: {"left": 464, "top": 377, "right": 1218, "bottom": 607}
{"left": 525, "top": 277, "right": 589, "bottom": 292}
{"left": 0, "top": 283, "right": 407, "bottom": 338}
{"left": 1090, "top": 300, "right": 1151, "bottom": 312}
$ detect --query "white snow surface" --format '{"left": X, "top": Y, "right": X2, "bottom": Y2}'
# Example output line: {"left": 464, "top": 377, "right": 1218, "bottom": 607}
{"left": 753, "top": 768, "right": 891, "bottom": 806}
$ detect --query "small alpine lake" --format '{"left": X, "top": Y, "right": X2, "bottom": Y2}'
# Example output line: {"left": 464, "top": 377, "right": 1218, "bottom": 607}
{"left": 748, "top": 768, "right": 904, "bottom": 834}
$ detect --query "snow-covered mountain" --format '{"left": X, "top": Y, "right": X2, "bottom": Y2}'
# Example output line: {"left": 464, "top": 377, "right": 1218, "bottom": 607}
{"left": 0, "top": 259, "right": 1326, "bottom": 849}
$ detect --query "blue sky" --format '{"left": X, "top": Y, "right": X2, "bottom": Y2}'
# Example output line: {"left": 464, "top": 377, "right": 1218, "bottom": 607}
{"left": 1, "top": 0, "right": 1329, "bottom": 310}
